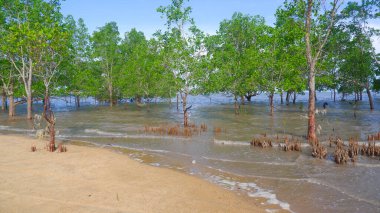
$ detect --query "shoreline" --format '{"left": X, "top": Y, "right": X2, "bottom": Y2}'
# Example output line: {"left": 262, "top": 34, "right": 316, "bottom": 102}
{"left": 0, "top": 134, "right": 265, "bottom": 213}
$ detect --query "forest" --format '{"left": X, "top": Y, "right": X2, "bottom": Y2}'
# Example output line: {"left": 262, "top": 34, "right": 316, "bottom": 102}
{"left": 0, "top": 0, "right": 379, "bottom": 150}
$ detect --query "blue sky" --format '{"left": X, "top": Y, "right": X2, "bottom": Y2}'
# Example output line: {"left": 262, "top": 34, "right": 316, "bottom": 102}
{"left": 61, "top": 0, "right": 379, "bottom": 52}
{"left": 61, "top": 0, "right": 284, "bottom": 37}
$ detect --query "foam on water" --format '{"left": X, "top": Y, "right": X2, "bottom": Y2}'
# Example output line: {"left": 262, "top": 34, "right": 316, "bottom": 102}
{"left": 202, "top": 156, "right": 296, "bottom": 166}
{"left": 355, "top": 163, "right": 380, "bottom": 168}
{"left": 0, "top": 125, "right": 34, "bottom": 133}
{"left": 213, "top": 139, "right": 250, "bottom": 146}
{"left": 59, "top": 132, "right": 189, "bottom": 140}
{"left": 206, "top": 165, "right": 307, "bottom": 182}
{"left": 208, "top": 175, "right": 293, "bottom": 212}
{"left": 248, "top": 190, "right": 292, "bottom": 212}
{"left": 99, "top": 143, "right": 171, "bottom": 154}
{"left": 150, "top": 163, "right": 160, "bottom": 167}
{"left": 84, "top": 128, "right": 124, "bottom": 136}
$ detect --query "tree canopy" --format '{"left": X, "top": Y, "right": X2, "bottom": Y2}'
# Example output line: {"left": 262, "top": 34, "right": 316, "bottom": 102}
{"left": 0, "top": 0, "right": 379, "bottom": 135}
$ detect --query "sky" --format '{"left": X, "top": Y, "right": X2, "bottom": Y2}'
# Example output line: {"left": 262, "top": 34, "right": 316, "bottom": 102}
{"left": 60, "top": 0, "right": 284, "bottom": 36}
{"left": 61, "top": 0, "right": 379, "bottom": 52}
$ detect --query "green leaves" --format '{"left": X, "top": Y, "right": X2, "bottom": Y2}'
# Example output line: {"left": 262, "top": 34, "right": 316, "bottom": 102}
{"left": 156, "top": 0, "right": 204, "bottom": 96}
{"left": 90, "top": 22, "right": 121, "bottom": 104}
{"left": 208, "top": 12, "right": 270, "bottom": 97}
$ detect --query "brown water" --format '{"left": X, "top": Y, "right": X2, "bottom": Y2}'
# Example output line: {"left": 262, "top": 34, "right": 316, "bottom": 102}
{"left": 1, "top": 92, "right": 380, "bottom": 212}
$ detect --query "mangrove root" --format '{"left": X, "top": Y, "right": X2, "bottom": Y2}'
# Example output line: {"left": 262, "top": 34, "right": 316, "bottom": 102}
{"left": 57, "top": 143, "right": 67, "bottom": 153}
{"left": 367, "top": 132, "right": 380, "bottom": 141}
{"left": 251, "top": 137, "right": 272, "bottom": 148}
{"left": 311, "top": 140, "right": 327, "bottom": 159}
{"left": 31, "top": 144, "right": 37, "bottom": 152}
{"left": 334, "top": 139, "right": 349, "bottom": 164}
{"left": 361, "top": 140, "right": 380, "bottom": 157}
{"left": 348, "top": 138, "right": 359, "bottom": 162}
{"left": 281, "top": 138, "right": 302, "bottom": 152}
{"left": 144, "top": 123, "right": 207, "bottom": 137}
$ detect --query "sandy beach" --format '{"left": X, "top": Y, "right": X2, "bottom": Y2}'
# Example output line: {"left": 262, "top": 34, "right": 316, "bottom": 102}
{"left": 0, "top": 135, "right": 263, "bottom": 213}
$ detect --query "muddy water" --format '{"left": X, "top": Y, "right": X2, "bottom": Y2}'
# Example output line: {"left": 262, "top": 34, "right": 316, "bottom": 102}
{"left": 1, "top": 92, "right": 380, "bottom": 212}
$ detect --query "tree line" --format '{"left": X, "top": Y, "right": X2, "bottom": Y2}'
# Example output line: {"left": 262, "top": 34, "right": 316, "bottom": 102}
{"left": 0, "top": 0, "right": 379, "bottom": 141}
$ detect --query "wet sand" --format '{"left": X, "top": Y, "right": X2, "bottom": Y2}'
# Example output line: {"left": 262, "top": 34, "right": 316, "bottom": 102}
{"left": 0, "top": 135, "right": 264, "bottom": 213}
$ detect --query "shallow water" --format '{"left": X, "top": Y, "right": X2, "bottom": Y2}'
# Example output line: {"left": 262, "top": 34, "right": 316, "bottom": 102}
{"left": 1, "top": 92, "right": 380, "bottom": 212}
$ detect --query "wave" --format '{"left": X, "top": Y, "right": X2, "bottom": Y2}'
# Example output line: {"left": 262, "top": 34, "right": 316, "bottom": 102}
{"left": 248, "top": 190, "right": 292, "bottom": 212}
{"left": 64, "top": 140, "right": 193, "bottom": 158}
{"left": 110, "top": 145, "right": 194, "bottom": 158}
{"left": 214, "top": 138, "right": 311, "bottom": 148}
{"left": 213, "top": 139, "right": 250, "bottom": 146}
{"left": 59, "top": 132, "right": 189, "bottom": 141}
{"left": 84, "top": 128, "right": 124, "bottom": 136}
{"left": 209, "top": 166, "right": 380, "bottom": 209}
{"left": 355, "top": 163, "right": 380, "bottom": 168}
{"left": 205, "top": 166, "right": 306, "bottom": 183}
{"left": 318, "top": 140, "right": 375, "bottom": 147}
{"left": 208, "top": 175, "right": 293, "bottom": 212}
{"left": 104, "top": 144, "right": 170, "bottom": 154}
{"left": 306, "top": 178, "right": 380, "bottom": 207}
{"left": 0, "top": 125, "right": 34, "bottom": 133}
{"left": 202, "top": 156, "right": 296, "bottom": 166}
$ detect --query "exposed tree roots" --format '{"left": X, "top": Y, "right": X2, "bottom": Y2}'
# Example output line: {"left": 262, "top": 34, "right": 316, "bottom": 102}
{"left": 348, "top": 138, "right": 359, "bottom": 162}
{"left": 144, "top": 123, "right": 208, "bottom": 137}
{"left": 250, "top": 135, "right": 302, "bottom": 151}
{"left": 367, "top": 132, "right": 380, "bottom": 141}
{"left": 31, "top": 144, "right": 37, "bottom": 152}
{"left": 311, "top": 139, "right": 327, "bottom": 159}
{"left": 281, "top": 138, "right": 302, "bottom": 152}
{"left": 251, "top": 136, "right": 273, "bottom": 148}
{"left": 57, "top": 143, "right": 67, "bottom": 153}
{"left": 334, "top": 139, "right": 349, "bottom": 164}
{"left": 361, "top": 140, "right": 380, "bottom": 157}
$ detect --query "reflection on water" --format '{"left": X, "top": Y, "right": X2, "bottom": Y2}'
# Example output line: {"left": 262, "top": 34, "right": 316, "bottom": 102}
{"left": 1, "top": 92, "right": 380, "bottom": 212}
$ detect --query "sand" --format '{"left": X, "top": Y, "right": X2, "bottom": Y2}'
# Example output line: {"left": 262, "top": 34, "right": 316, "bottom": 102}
{"left": 0, "top": 135, "right": 263, "bottom": 213}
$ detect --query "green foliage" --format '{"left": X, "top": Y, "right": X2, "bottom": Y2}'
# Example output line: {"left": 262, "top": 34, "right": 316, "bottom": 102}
{"left": 275, "top": 1, "right": 308, "bottom": 94}
{"left": 62, "top": 16, "right": 95, "bottom": 97}
{"left": 91, "top": 22, "right": 121, "bottom": 104}
{"left": 119, "top": 29, "right": 170, "bottom": 100}
{"left": 1, "top": 0, "right": 72, "bottom": 96}
{"left": 207, "top": 13, "right": 267, "bottom": 98}
{"left": 333, "top": 0, "right": 379, "bottom": 93}
{"left": 156, "top": 0, "right": 205, "bottom": 97}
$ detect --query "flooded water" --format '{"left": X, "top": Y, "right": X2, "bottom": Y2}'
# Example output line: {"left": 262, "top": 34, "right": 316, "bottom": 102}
{"left": 1, "top": 92, "right": 380, "bottom": 212}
